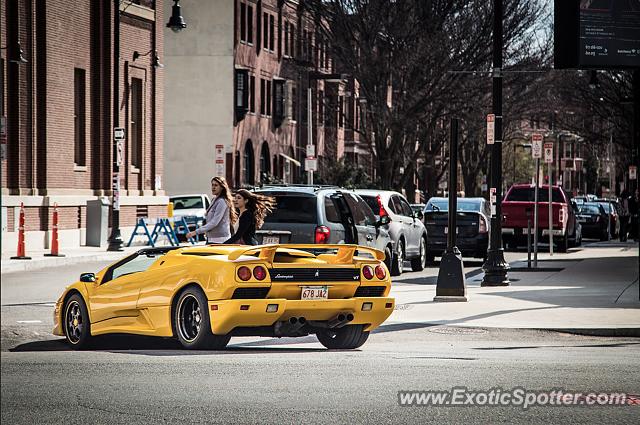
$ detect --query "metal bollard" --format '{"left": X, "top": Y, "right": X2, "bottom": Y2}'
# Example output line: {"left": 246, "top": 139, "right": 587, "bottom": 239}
{"left": 527, "top": 219, "right": 531, "bottom": 268}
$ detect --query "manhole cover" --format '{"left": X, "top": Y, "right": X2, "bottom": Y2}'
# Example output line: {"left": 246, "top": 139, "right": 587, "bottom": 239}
{"left": 429, "top": 326, "right": 488, "bottom": 335}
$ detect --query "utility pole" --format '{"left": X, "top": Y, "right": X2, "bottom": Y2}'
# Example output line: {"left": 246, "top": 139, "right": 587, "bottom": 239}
{"left": 107, "top": 0, "right": 123, "bottom": 251}
{"left": 482, "top": 0, "right": 510, "bottom": 286}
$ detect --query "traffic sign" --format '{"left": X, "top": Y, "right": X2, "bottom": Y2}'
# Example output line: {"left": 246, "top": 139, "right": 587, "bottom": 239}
{"left": 630, "top": 166, "right": 637, "bottom": 180}
{"left": 486, "top": 114, "right": 495, "bottom": 145}
{"left": 116, "top": 140, "right": 124, "bottom": 166}
{"left": 305, "top": 157, "right": 317, "bottom": 172}
{"left": 114, "top": 127, "right": 125, "bottom": 141}
{"left": 306, "top": 145, "right": 315, "bottom": 157}
{"left": 543, "top": 142, "right": 553, "bottom": 164}
{"left": 532, "top": 133, "right": 543, "bottom": 159}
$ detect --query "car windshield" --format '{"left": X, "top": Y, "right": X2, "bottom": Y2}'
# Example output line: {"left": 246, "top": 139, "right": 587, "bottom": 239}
{"left": 171, "top": 196, "right": 204, "bottom": 210}
{"left": 505, "top": 187, "right": 565, "bottom": 203}
{"left": 261, "top": 194, "right": 318, "bottom": 224}
{"left": 578, "top": 204, "right": 601, "bottom": 215}
{"left": 426, "top": 200, "right": 480, "bottom": 212}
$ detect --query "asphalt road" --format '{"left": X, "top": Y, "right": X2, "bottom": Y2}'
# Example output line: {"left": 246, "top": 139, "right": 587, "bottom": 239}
{"left": 2, "top": 244, "right": 639, "bottom": 424}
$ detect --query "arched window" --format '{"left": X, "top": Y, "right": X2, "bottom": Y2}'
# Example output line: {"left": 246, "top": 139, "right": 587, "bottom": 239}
{"left": 260, "top": 142, "right": 271, "bottom": 183}
{"left": 243, "top": 140, "right": 255, "bottom": 186}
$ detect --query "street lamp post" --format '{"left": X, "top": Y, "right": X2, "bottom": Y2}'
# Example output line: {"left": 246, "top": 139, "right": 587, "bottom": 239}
{"left": 482, "top": 0, "right": 510, "bottom": 286}
{"left": 108, "top": 0, "right": 186, "bottom": 251}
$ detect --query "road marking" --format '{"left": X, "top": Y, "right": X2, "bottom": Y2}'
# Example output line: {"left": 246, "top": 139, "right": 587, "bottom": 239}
{"left": 16, "top": 320, "right": 43, "bottom": 324}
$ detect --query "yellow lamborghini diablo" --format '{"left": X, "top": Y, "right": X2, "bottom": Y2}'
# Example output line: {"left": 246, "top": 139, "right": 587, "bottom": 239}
{"left": 53, "top": 244, "right": 395, "bottom": 350}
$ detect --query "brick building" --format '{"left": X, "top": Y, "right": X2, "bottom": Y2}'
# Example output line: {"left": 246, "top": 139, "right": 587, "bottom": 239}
{"left": 1, "top": 0, "right": 168, "bottom": 253}
{"left": 164, "top": 0, "right": 368, "bottom": 195}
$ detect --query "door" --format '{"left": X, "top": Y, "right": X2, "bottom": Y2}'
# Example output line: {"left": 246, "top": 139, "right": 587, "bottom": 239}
{"left": 89, "top": 253, "right": 159, "bottom": 323}
{"left": 331, "top": 193, "right": 358, "bottom": 244}
{"left": 398, "top": 196, "right": 420, "bottom": 255}
{"left": 344, "top": 193, "right": 375, "bottom": 247}
{"left": 391, "top": 195, "right": 416, "bottom": 256}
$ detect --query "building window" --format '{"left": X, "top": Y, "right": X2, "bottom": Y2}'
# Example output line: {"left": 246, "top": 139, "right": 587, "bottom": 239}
{"left": 74, "top": 68, "right": 86, "bottom": 166}
{"left": 338, "top": 95, "right": 344, "bottom": 128}
{"left": 240, "top": 2, "right": 246, "bottom": 43}
{"left": 266, "top": 80, "right": 272, "bottom": 116}
{"left": 247, "top": 5, "right": 253, "bottom": 44}
{"left": 284, "top": 22, "right": 290, "bottom": 56}
{"left": 130, "top": 78, "right": 143, "bottom": 168}
{"left": 290, "top": 24, "right": 295, "bottom": 58}
{"left": 273, "top": 79, "right": 285, "bottom": 128}
{"left": 235, "top": 69, "right": 249, "bottom": 121}
{"left": 263, "top": 13, "right": 269, "bottom": 51}
{"left": 260, "top": 78, "right": 266, "bottom": 115}
{"left": 269, "top": 14, "right": 275, "bottom": 51}
{"left": 318, "top": 90, "right": 324, "bottom": 127}
{"left": 292, "top": 86, "right": 298, "bottom": 122}
{"left": 249, "top": 75, "right": 256, "bottom": 113}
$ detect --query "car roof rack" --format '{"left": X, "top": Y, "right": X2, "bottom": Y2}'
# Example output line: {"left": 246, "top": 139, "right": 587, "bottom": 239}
{"left": 257, "top": 184, "right": 341, "bottom": 191}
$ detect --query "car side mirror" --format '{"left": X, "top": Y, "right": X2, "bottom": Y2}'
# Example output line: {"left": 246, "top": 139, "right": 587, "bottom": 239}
{"left": 80, "top": 272, "right": 96, "bottom": 283}
{"left": 413, "top": 211, "right": 424, "bottom": 220}
{"left": 376, "top": 215, "right": 391, "bottom": 226}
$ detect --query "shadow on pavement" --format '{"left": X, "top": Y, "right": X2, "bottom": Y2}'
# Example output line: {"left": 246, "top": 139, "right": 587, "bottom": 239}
{"left": 473, "top": 342, "right": 640, "bottom": 350}
{"left": 9, "top": 334, "right": 328, "bottom": 355}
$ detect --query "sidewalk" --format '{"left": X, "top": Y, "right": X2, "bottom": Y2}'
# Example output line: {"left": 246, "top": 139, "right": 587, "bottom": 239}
{"left": 387, "top": 242, "right": 640, "bottom": 336}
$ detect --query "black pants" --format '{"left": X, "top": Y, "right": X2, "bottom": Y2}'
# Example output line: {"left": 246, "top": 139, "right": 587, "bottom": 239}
{"left": 619, "top": 216, "right": 629, "bottom": 241}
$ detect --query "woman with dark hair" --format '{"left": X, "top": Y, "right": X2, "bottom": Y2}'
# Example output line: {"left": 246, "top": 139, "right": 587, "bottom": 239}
{"left": 224, "top": 189, "right": 275, "bottom": 245}
{"left": 186, "top": 176, "right": 238, "bottom": 243}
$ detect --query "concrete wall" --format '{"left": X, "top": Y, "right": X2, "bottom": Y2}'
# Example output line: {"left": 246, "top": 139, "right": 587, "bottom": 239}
{"left": 163, "top": 0, "right": 234, "bottom": 196}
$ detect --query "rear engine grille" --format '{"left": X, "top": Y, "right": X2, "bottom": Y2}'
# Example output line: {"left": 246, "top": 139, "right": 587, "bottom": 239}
{"left": 269, "top": 268, "right": 360, "bottom": 282}
{"left": 231, "top": 287, "right": 270, "bottom": 299}
{"left": 354, "top": 286, "right": 386, "bottom": 297}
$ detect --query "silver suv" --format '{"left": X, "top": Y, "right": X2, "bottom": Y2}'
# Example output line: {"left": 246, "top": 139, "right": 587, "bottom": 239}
{"left": 254, "top": 186, "right": 394, "bottom": 268}
{"left": 356, "top": 190, "right": 428, "bottom": 275}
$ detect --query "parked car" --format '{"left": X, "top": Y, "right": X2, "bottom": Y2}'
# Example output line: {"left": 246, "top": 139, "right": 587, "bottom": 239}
{"left": 577, "top": 202, "right": 610, "bottom": 240}
{"left": 501, "top": 184, "right": 580, "bottom": 252}
{"left": 254, "top": 186, "right": 395, "bottom": 269}
{"left": 422, "top": 197, "right": 490, "bottom": 262}
{"left": 169, "top": 194, "right": 211, "bottom": 240}
{"left": 356, "top": 190, "right": 428, "bottom": 275}
{"left": 53, "top": 245, "right": 395, "bottom": 350}
{"left": 573, "top": 194, "right": 598, "bottom": 203}
{"left": 595, "top": 198, "right": 620, "bottom": 238}
{"left": 410, "top": 203, "right": 425, "bottom": 215}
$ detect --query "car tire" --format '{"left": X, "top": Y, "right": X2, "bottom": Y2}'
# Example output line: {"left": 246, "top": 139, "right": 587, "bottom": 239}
{"left": 425, "top": 252, "right": 436, "bottom": 265}
{"left": 600, "top": 229, "right": 609, "bottom": 242}
{"left": 63, "top": 294, "right": 92, "bottom": 350}
{"left": 316, "top": 324, "right": 370, "bottom": 350}
{"left": 390, "top": 239, "right": 405, "bottom": 276}
{"left": 557, "top": 233, "right": 569, "bottom": 253}
{"left": 174, "top": 287, "right": 230, "bottom": 350}
{"left": 383, "top": 245, "right": 393, "bottom": 271}
{"left": 411, "top": 237, "right": 427, "bottom": 272}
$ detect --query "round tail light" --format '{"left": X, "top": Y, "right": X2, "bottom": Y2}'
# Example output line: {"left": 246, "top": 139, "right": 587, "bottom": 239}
{"left": 253, "top": 265, "right": 267, "bottom": 281}
{"left": 362, "top": 265, "right": 374, "bottom": 280}
{"left": 237, "top": 266, "right": 252, "bottom": 281}
{"left": 375, "top": 265, "right": 386, "bottom": 280}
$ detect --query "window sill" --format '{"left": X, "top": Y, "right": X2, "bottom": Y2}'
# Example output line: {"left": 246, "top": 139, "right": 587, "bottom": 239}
{"left": 74, "top": 164, "right": 88, "bottom": 172}
{"left": 131, "top": 166, "right": 141, "bottom": 174}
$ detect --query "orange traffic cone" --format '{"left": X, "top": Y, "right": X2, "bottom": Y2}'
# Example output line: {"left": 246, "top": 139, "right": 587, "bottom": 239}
{"left": 10, "top": 202, "right": 32, "bottom": 260}
{"left": 45, "top": 203, "right": 65, "bottom": 257}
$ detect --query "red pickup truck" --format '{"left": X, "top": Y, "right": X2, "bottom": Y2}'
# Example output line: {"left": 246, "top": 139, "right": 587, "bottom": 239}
{"left": 501, "top": 184, "right": 580, "bottom": 252}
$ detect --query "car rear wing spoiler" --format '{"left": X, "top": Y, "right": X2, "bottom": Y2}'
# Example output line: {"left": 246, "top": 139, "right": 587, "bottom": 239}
{"left": 227, "top": 244, "right": 385, "bottom": 263}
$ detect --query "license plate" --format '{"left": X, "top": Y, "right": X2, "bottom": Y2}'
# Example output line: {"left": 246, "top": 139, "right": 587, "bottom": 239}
{"left": 263, "top": 236, "right": 279, "bottom": 244}
{"left": 301, "top": 286, "right": 328, "bottom": 300}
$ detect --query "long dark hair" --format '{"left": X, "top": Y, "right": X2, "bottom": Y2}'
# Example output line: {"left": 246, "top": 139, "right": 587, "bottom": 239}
{"left": 211, "top": 176, "right": 238, "bottom": 225}
{"left": 235, "top": 189, "right": 276, "bottom": 229}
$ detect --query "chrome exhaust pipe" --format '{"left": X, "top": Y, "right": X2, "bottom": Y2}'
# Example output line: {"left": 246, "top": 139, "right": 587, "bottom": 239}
{"left": 327, "top": 313, "right": 346, "bottom": 328}
{"left": 334, "top": 313, "right": 354, "bottom": 329}
{"left": 289, "top": 317, "right": 298, "bottom": 325}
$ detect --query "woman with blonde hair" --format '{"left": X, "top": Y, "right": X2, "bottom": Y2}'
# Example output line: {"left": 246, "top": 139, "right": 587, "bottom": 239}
{"left": 224, "top": 189, "right": 276, "bottom": 245}
{"left": 187, "top": 177, "right": 237, "bottom": 243}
